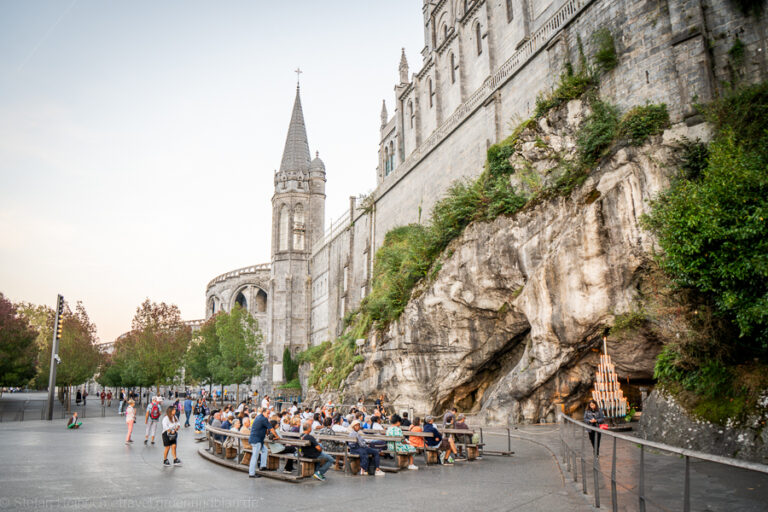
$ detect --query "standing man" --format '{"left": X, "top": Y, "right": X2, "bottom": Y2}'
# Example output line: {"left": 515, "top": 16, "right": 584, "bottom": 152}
{"left": 118, "top": 389, "right": 125, "bottom": 415}
{"left": 248, "top": 408, "right": 271, "bottom": 478}
{"left": 144, "top": 396, "right": 162, "bottom": 445}
{"left": 183, "top": 396, "right": 193, "bottom": 428}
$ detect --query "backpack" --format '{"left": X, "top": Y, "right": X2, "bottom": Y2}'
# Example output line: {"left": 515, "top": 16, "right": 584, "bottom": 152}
{"left": 150, "top": 403, "right": 160, "bottom": 420}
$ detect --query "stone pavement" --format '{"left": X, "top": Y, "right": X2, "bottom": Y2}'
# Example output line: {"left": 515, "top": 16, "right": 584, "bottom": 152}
{"left": 511, "top": 424, "right": 768, "bottom": 512}
{"left": 0, "top": 416, "right": 596, "bottom": 512}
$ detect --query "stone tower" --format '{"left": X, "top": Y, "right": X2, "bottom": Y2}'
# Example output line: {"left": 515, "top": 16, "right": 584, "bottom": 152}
{"left": 268, "top": 84, "right": 326, "bottom": 386}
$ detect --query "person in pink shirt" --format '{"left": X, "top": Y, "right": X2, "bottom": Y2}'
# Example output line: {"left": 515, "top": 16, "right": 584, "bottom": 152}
{"left": 125, "top": 400, "right": 137, "bottom": 444}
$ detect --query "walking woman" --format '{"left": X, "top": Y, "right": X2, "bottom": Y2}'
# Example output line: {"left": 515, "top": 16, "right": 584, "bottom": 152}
{"left": 162, "top": 405, "right": 182, "bottom": 467}
{"left": 584, "top": 399, "right": 606, "bottom": 457}
{"left": 125, "top": 399, "right": 136, "bottom": 444}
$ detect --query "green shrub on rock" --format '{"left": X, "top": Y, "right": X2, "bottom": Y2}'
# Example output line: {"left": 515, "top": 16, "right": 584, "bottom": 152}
{"left": 619, "top": 104, "right": 670, "bottom": 146}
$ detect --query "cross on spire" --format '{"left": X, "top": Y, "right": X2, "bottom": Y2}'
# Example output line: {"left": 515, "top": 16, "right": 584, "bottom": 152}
{"left": 295, "top": 67, "right": 303, "bottom": 86}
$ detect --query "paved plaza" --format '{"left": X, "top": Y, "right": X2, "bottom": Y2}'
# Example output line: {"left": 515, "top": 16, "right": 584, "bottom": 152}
{"left": 1, "top": 393, "right": 767, "bottom": 512}
{"left": 0, "top": 414, "right": 595, "bottom": 512}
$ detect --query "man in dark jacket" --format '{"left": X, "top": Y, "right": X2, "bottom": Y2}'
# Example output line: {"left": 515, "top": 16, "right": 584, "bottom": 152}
{"left": 248, "top": 408, "right": 271, "bottom": 477}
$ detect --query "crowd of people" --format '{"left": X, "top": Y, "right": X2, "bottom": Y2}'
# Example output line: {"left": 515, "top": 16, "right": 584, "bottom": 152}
{"left": 195, "top": 396, "right": 475, "bottom": 481}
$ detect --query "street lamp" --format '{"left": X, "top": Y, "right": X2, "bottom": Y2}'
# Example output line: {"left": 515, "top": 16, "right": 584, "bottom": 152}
{"left": 46, "top": 294, "right": 64, "bottom": 421}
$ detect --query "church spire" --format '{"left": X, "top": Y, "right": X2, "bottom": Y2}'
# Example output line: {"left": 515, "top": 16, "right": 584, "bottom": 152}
{"left": 279, "top": 85, "right": 311, "bottom": 173}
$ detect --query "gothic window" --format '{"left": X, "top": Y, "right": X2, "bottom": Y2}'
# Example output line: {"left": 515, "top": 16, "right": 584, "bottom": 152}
{"left": 428, "top": 78, "right": 434, "bottom": 108}
{"left": 450, "top": 53, "right": 456, "bottom": 84}
{"left": 384, "top": 146, "right": 390, "bottom": 176}
{"left": 279, "top": 204, "right": 289, "bottom": 251}
{"left": 475, "top": 22, "right": 482, "bottom": 55}
{"left": 408, "top": 101, "right": 414, "bottom": 128}
{"left": 235, "top": 291, "right": 247, "bottom": 310}
{"left": 389, "top": 141, "right": 395, "bottom": 169}
{"left": 209, "top": 297, "right": 216, "bottom": 314}
{"left": 293, "top": 203, "right": 305, "bottom": 251}
{"left": 441, "top": 23, "right": 448, "bottom": 43}
{"left": 343, "top": 265, "right": 349, "bottom": 292}
{"left": 506, "top": 0, "right": 514, "bottom": 22}
{"left": 255, "top": 289, "right": 267, "bottom": 313}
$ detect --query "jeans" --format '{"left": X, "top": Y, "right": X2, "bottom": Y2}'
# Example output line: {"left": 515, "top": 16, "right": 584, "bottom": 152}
{"left": 248, "top": 441, "right": 269, "bottom": 475}
{"left": 351, "top": 446, "right": 380, "bottom": 472}
{"left": 118, "top": 401, "right": 124, "bottom": 414}
{"left": 145, "top": 420, "right": 158, "bottom": 439}
{"left": 315, "top": 452, "right": 334, "bottom": 476}
{"left": 184, "top": 410, "right": 191, "bottom": 426}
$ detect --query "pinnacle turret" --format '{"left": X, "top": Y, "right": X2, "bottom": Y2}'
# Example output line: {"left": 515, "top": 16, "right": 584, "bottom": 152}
{"left": 399, "top": 48, "right": 409, "bottom": 84}
{"left": 279, "top": 86, "right": 311, "bottom": 173}
{"left": 380, "top": 100, "right": 388, "bottom": 128}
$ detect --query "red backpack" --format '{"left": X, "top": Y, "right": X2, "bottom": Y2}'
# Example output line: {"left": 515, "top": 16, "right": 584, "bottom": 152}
{"left": 150, "top": 403, "right": 161, "bottom": 420}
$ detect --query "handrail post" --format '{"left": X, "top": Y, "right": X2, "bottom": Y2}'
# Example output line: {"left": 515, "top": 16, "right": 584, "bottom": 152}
{"left": 507, "top": 427, "right": 511, "bottom": 455}
{"left": 639, "top": 444, "right": 646, "bottom": 512}
{"left": 611, "top": 436, "right": 617, "bottom": 512}
{"left": 581, "top": 427, "right": 587, "bottom": 493}
{"left": 593, "top": 426, "right": 600, "bottom": 508}
{"left": 684, "top": 455, "right": 691, "bottom": 512}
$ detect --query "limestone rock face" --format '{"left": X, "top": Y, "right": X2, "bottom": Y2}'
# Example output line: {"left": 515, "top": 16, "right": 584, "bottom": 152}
{"left": 341, "top": 101, "right": 701, "bottom": 424}
{"left": 638, "top": 390, "right": 768, "bottom": 464}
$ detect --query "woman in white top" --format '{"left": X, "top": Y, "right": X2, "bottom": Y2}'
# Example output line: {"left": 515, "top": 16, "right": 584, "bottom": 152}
{"left": 161, "top": 406, "right": 182, "bottom": 467}
{"left": 125, "top": 399, "right": 136, "bottom": 444}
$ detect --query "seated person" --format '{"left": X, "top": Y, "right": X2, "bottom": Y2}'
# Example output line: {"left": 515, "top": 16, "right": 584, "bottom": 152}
{"left": 266, "top": 420, "right": 295, "bottom": 474}
{"left": 316, "top": 416, "right": 347, "bottom": 470}
{"left": 331, "top": 414, "right": 348, "bottom": 434}
{"left": 300, "top": 422, "right": 335, "bottom": 481}
{"left": 401, "top": 412, "right": 412, "bottom": 427}
{"left": 386, "top": 415, "right": 418, "bottom": 470}
{"left": 240, "top": 416, "right": 252, "bottom": 450}
{"left": 408, "top": 417, "right": 425, "bottom": 450}
{"left": 210, "top": 412, "right": 223, "bottom": 441}
{"left": 67, "top": 412, "right": 82, "bottom": 429}
{"left": 347, "top": 421, "right": 385, "bottom": 477}
{"left": 423, "top": 416, "right": 456, "bottom": 465}
{"left": 453, "top": 413, "right": 472, "bottom": 455}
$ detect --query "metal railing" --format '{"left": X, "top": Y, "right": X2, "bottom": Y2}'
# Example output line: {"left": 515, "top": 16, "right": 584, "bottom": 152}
{"left": 559, "top": 412, "right": 768, "bottom": 511}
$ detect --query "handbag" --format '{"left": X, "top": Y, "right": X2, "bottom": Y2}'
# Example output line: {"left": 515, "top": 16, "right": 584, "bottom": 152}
{"left": 269, "top": 442, "right": 286, "bottom": 453}
{"left": 167, "top": 430, "right": 178, "bottom": 441}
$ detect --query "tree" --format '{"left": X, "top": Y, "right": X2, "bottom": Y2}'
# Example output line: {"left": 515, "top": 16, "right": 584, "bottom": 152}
{"left": 184, "top": 316, "right": 221, "bottom": 394}
{"left": 212, "top": 305, "right": 264, "bottom": 401}
{"left": 126, "top": 300, "right": 191, "bottom": 392}
{"left": 15, "top": 302, "right": 54, "bottom": 388}
{"left": 0, "top": 293, "right": 38, "bottom": 390}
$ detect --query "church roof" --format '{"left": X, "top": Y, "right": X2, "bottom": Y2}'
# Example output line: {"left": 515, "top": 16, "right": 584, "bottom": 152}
{"left": 279, "top": 86, "right": 312, "bottom": 173}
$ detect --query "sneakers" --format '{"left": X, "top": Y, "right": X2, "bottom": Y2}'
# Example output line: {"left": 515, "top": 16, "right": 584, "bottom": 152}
{"left": 359, "top": 469, "right": 367, "bottom": 476}
{"left": 313, "top": 472, "right": 326, "bottom": 481}
{"left": 374, "top": 469, "right": 386, "bottom": 477}
{"left": 283, "top": 468, "right": 293, "bottom": 474}
{"left": 163, "top": 459, "right": 171, "bottom": 467}
{"left": 439, "top": 452, "right": 446, "bottom": 464}
{"left": 144, "top": 439, "right": 148, "bottom": 445}
{"left": 447, "top": 456, "right": 455, "bottom": 464}
{"left": 408, "top": 464, "right": 419, "bottom": 470}
{"left": 151, "top": 440, "right": 155, "bottom": 445}
{"left": 173, "top": 459, "right": 182, "bottom": 466}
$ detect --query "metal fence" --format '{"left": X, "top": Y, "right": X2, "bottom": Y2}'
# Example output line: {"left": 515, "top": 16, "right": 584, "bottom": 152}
{"left": 559, "top": 412, "right": 768, "bottom": 511}
{"left": 0, "top": 399, "right": 116, "bottom": 422}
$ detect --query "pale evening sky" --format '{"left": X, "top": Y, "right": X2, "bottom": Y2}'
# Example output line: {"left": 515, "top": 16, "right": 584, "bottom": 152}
{"left": 0, "top": 0, "right": 424, "bottom": 343}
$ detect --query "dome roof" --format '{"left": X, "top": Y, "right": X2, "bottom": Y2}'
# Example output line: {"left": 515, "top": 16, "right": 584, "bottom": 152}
{"left": 310, "top": 151, "right": 325, "bottom": 171}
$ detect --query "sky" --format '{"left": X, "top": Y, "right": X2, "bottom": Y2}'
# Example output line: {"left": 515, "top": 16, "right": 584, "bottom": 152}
{"left": 0, "top": 0, "right": 425, "bottom": 343}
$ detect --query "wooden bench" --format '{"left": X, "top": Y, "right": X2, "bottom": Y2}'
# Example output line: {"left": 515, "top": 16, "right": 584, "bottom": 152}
{"left": 443, "top": 428, "right": 478, "bottom": 461}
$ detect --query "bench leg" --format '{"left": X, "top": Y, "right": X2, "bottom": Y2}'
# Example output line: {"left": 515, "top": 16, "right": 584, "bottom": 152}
{"left": 349, "top": 458, "right": 360, "bottom": 475}
{"left": 426, "top": 450, "right": 439, "bottom": 465}
{"left": 468, "top": 446, "right": 478, "bottom": 460}
{"left": 300, "top": 460, "right": 316, "bottom": 478}
{"left": 396, "top": 453, "right": 410, "bottom": 469}
{"left": 241, "top": 452, "right": 251, "bottom": 466}
{"left": 266, "top": 454, "right": 280, "bottom": 471}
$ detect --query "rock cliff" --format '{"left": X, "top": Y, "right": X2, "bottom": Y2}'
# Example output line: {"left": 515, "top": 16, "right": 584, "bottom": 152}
{"left": 334, "top": 100, "right": 710, "bottom": 424}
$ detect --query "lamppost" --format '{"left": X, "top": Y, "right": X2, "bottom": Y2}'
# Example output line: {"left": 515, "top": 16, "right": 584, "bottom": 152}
{"left": 46, "top": 294, "right": 64, "bottom": 421}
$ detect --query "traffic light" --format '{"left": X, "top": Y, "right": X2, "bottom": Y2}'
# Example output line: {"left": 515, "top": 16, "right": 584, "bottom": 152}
{"left": 55, "top": 294, "right": 64, "bottom": 340}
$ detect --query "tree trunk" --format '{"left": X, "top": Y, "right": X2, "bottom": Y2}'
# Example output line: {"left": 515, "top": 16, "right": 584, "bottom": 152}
{"left": 236, "top": 383, "right": 240, "bottom": 404}
{"left": 66, "top": 385, "right": 71, "bottom": 412}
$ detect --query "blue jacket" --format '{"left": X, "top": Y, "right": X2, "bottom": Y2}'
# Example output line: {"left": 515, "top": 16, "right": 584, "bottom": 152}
{"left": 423, "top": 422, "right": 442, "bottom": 447}
{"left": 183, "top": 399, "right": 192, "bottom": 412}
{"left": 249, "top": 414, "right": 271, "bottom": 444}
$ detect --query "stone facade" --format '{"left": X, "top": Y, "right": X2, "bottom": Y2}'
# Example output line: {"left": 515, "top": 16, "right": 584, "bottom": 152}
{"left": 203, "top": 0, "right": 767, "bottom": 392}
